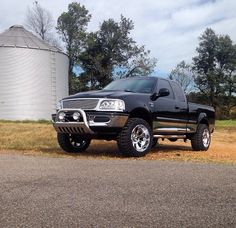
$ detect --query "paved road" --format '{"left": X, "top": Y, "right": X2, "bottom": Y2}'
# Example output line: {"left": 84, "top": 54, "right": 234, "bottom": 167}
{"left": 0, "top": 154, "right": 235, "bottom": 228}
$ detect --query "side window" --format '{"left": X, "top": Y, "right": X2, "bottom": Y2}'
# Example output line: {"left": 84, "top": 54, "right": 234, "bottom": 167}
{"left": 171, "top": 82, "right": 186, "bottom": 102}
{"left": 158, "top": 79, "right": 174, "bottom": 99}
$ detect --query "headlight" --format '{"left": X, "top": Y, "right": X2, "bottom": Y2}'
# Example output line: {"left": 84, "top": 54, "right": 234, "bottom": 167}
{"left": 56, "top": 100, "right": 63, "bottom": 110}
{"left": 58, "top": 112, "right": 65, "bottom": 121}
{"left": 73, "top": 112, "right": 80, "bottom": 120}
{"left": 99, "top": 99, "right": 125, "bottom": 111}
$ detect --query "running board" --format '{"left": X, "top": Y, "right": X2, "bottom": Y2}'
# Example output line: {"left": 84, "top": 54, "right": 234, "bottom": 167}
{"left": 153, "top": 135, "right": 186, "bottom": 139}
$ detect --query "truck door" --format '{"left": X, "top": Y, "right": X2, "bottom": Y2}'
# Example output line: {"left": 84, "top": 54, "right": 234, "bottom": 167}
{"left": 170, "top": 81, "right": 188, "bottom": 132}
{"left": 153, "top": 79, "right": 181, "bottom": 134}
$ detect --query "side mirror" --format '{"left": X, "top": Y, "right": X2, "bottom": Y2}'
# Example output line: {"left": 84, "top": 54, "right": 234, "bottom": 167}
{"left": 158, "top": 88, "right": 170, "bottom": 97}
{"left": 150, "top": 92, "right": 158, "bottom": 101}
{"left": 150, "top": 88, "right": 170, "bottom": 101}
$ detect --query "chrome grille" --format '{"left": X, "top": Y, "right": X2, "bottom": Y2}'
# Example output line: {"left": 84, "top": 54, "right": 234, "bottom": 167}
{"left": 62, "top": 99, "right": 99, "bottom": 110}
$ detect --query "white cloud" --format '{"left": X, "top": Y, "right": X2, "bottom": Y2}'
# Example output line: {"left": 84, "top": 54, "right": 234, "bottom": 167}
{"left": 0, "top": 0, "right": 235, "bottom": 74}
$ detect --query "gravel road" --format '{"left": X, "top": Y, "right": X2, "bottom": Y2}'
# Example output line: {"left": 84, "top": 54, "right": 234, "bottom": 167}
{"left": 0, "top": 154, "right": 235, "bottom": 227}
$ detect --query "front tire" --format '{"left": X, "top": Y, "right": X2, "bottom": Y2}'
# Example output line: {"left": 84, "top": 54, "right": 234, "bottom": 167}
{"left": 191, "top": 124, "right": 211, "bottom": 151}
{"left": 152, "top": 138, "right": 159, "bottom": 148}
{"left": 57, "top": 133, "right": 91, "bottom": 153}
{"left": 117, "top": 118, "right": 153, "bottom": 157}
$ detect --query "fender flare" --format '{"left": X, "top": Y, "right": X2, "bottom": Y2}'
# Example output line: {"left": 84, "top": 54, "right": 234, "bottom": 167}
{"left": 129, "top": 107, "right": 152, "bottom": 127}
{"left": 197, "top": 113, "right": 209, "bottom": 127}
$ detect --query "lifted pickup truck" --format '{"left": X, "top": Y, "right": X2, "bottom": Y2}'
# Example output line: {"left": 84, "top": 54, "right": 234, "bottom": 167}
{"left": 52, "top": 77, "right": 215, "bottom": 157}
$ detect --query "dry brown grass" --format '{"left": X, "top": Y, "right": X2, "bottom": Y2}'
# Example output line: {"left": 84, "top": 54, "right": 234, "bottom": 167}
{"left": 0, "top": 121, "right": 235, "bottom": 164}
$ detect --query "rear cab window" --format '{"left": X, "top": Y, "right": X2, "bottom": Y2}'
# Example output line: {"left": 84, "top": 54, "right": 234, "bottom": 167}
{"left": 170, "top": 81, "right": 186, "bottom": 102}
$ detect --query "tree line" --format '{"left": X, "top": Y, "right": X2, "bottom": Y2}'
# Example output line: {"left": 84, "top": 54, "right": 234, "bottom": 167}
{"left": 169, "top": 29, "right": 236, "bottom": 119}
{"left": 25, "top": 1, "right": 156, "bottom": 94}
{"left": 25, "top": 2, "right": 235, "bottom": 119}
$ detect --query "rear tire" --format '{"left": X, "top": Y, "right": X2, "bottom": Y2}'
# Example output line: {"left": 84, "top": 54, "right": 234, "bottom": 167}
{"left": 191, "top": 124, "right": 211, "bottom": 151}
{"left": 57, "top": 133, "right": 91, "bottom": 153}
{"left": 117, "top": 118, "right": 153, "bottom": 157}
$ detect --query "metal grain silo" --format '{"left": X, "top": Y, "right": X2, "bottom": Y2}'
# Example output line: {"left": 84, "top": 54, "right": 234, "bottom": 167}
{"left": 0, "top": 25, "right": 69, "bottom": 120}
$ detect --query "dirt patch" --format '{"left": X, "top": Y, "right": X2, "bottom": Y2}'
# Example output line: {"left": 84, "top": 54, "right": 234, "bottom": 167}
{"left": 146, "top": 129, "right": 236, "bottom": 163}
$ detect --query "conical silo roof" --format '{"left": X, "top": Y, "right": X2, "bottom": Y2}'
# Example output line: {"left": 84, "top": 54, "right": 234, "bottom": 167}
{"left": 0, "top": 25, "right": 63, "bottom": 53}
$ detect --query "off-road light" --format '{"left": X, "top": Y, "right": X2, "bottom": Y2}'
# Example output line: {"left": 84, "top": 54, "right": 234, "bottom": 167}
{"left": 73, "top": 112, "right": 80, "bottom": 121}
{"left": 58, "top": 112, "right": 65, "bottom": 121}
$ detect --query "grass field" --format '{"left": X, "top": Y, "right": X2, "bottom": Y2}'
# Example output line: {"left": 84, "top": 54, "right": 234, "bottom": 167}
{"left": 0, "top": 120, "right": 235, "bottom": 164}
{"left": 215, "top": 119, "right": 236, "bottom": 128}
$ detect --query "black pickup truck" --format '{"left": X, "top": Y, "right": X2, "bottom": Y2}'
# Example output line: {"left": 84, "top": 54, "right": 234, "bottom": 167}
{"left": 52, "top": 77, "right": 215, "bottom": 157}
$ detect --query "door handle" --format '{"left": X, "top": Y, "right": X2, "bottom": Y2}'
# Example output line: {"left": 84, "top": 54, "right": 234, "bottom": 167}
{"left": 175, "top": 106, "right": 180, "bottom": 109}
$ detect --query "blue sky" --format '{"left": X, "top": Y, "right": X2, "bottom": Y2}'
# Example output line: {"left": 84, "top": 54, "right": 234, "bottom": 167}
{"left": 0, "top": 0, "right": 236, "bottom": 75}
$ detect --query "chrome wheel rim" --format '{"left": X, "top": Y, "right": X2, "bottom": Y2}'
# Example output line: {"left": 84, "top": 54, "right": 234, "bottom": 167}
{"left": 131, "top": 124, "right": 150, "bottom": 152}
{"left": 202, "top": 129, "right": 210, "bottom": 148}
{"left": 69, "top": 135, "right": 87, "bottom": 148}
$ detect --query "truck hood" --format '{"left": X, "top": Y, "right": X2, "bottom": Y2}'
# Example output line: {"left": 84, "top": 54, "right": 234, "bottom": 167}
{"left": 63, "top": 90, "right": 149, "bottom": 100}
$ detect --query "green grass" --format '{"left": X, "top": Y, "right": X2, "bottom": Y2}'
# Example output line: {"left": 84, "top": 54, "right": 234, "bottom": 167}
{"left": 1, "top": 119, "right": 235, "bottom": 127}
{"left": 0, "top": 119, "right": 51, "bottom": 124}
{"left": 216, "top": 119, "right": 236, "bottom": 128}
{"left": 1, "top": 119, "right": 235, "bottom": 128}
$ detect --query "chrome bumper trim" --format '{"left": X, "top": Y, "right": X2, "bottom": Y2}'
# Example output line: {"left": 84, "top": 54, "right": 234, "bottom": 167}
{"left": 53, "top": 109, "right": 128, "bottom": 134}
{"left": 153, "top": 135, "right": 186, "bottom": 139}
{"left": 89, "top": 115, "right": 128, "bottom": 127}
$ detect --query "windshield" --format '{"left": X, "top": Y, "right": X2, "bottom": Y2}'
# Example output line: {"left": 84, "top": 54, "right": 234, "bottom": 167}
{"left": 103, "top": 78, "right": 156, "bottom": 93}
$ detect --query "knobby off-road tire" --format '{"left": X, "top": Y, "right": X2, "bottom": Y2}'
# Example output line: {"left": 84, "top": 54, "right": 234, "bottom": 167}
{"left": 57, "top": 133, "right": 91, "bottom": 153}
{"left": 191, "top": 124, "right": 211, "bottom": 151}
{"left": 117, "top": 118, "right": 153, "bottom": 157}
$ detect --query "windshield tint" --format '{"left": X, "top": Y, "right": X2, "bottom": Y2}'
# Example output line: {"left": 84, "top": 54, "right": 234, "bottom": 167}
{"left": 103, "top": 78, "right": 156, "bottom": 93}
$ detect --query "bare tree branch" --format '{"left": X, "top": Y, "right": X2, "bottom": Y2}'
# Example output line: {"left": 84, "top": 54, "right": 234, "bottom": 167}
{"left": 25, "top": 1, "right": 58, "bottom": 46}
{"left": 169, "top": 61, "right": 194, "bottom": 93}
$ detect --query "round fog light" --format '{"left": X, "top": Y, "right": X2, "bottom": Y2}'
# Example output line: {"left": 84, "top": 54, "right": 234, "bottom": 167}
{"left": 58, "top": 112, "right": 65, "bottom": 121}
{"left": 73, "top": 112, "right": 80, "bottom": 121}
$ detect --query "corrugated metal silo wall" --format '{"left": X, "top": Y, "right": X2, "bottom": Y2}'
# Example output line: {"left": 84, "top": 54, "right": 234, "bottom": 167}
{"left": 0, "top": 47, "right": 69, "bottom": 120}
{"left": 55, "top": 52, "right": 69, "bottom": 113}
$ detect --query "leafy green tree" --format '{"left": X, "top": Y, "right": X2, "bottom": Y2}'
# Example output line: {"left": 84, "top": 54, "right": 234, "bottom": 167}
{"left": 69, "top": 72, "right": 81, "bottom": 95}
{"left": 217, "top": 36, "right": 236, "bottom": 116}
{"left": 169, "top": 61, "right": 194, "bottom": 93}
{"left": 56, "top": 2, "right": 91, "bottom": 94}
{"left": 193, "top": 28, "right": 220, "bottom": 108}
{"left": 79, "top": 16, "right": 157, "bottom": 90}
{"left": 120, "top": 48, "right": 157, "bottom": 78}
{"left": 193, "top": 28, "right": 236, "bottom": 115}
{"left": 187, "top": 91, "right": 209, "bottom": 105}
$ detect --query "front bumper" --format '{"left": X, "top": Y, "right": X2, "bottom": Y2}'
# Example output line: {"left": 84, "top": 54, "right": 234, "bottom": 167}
{"left": 52, "top": 109, "right": 128, "bottom": 134}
